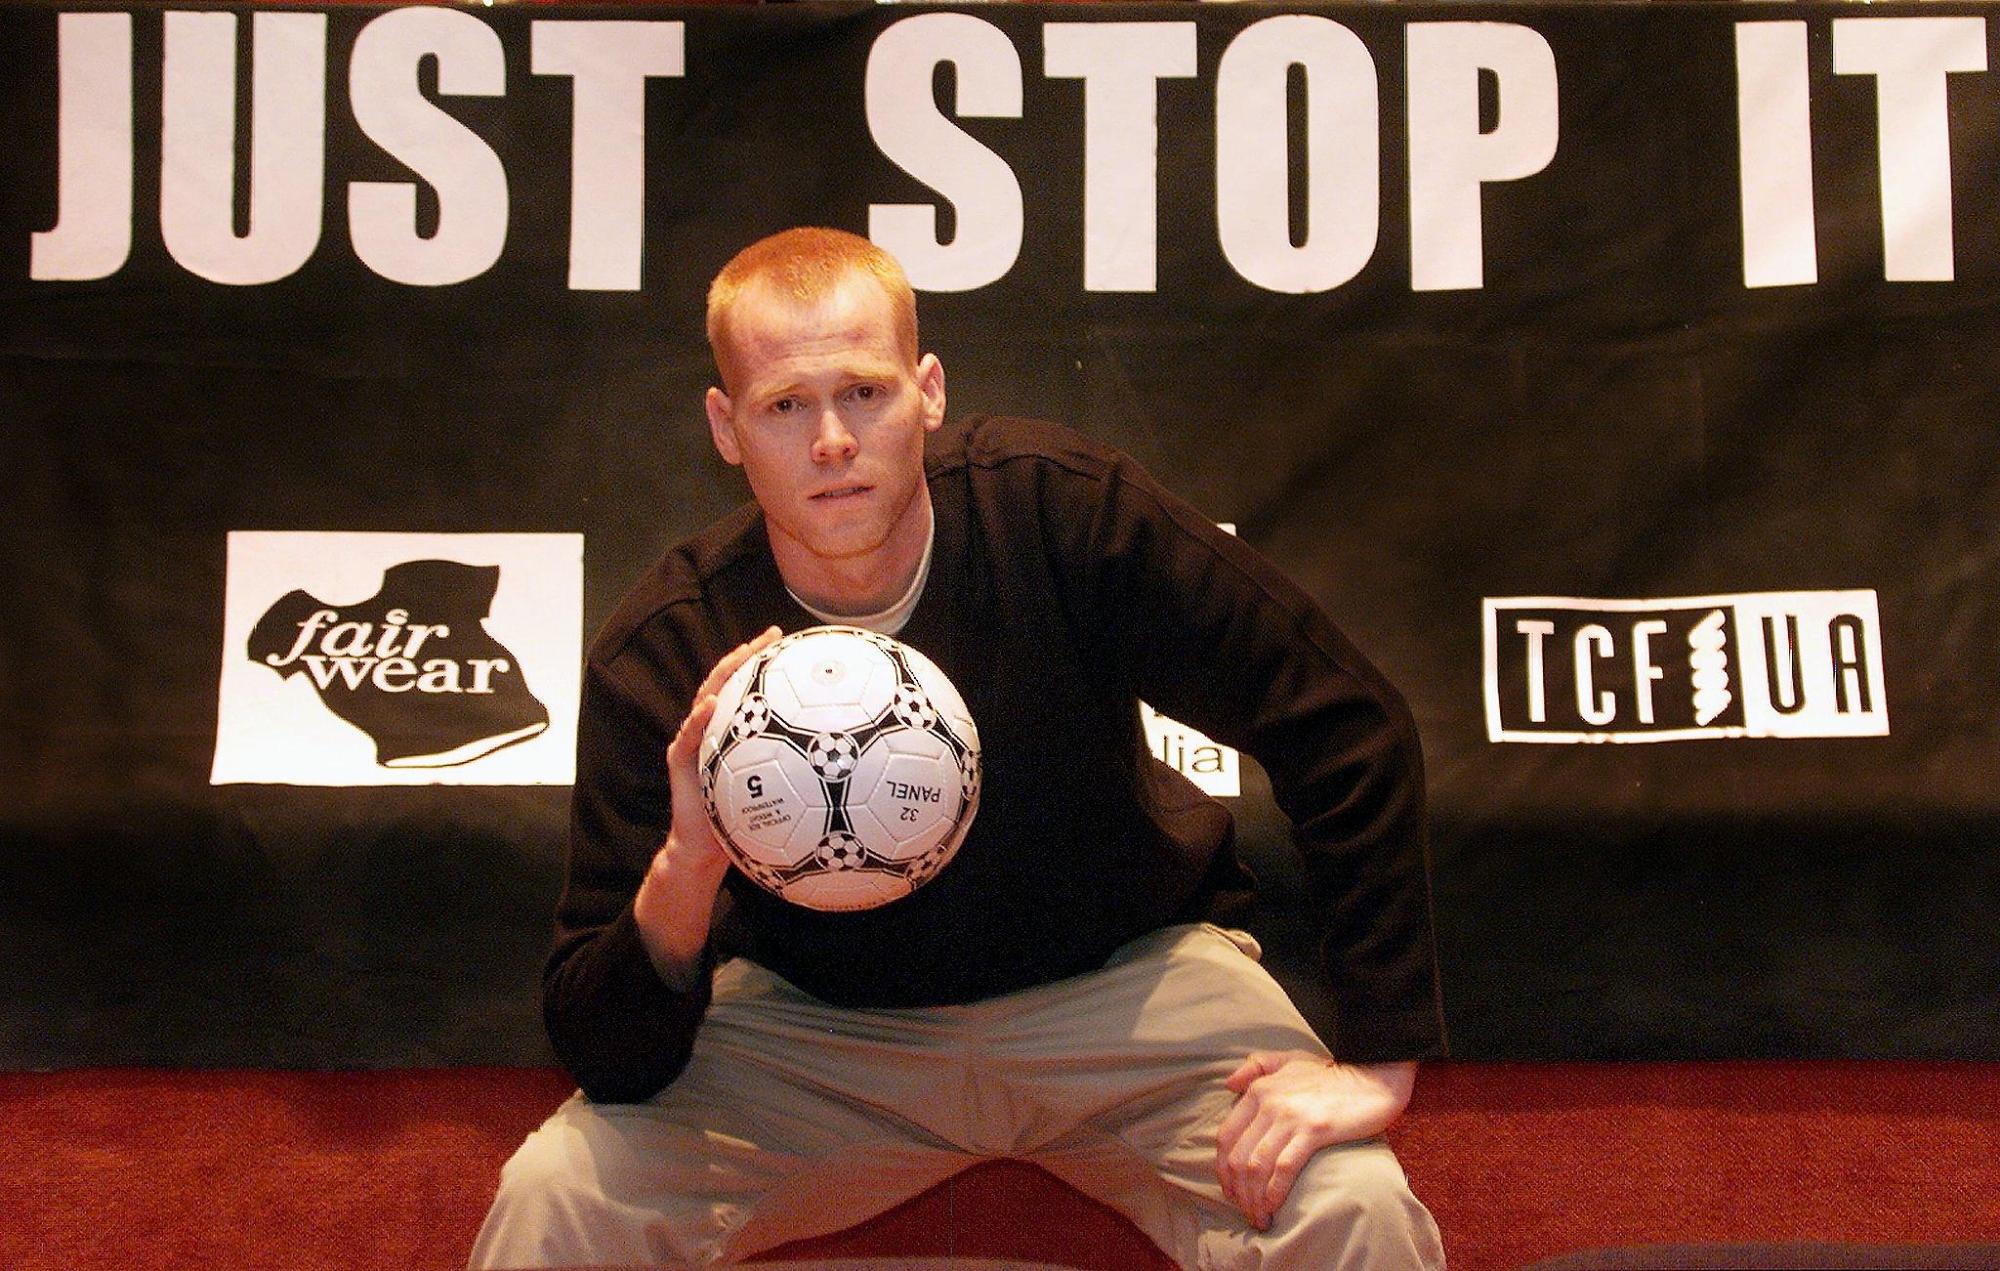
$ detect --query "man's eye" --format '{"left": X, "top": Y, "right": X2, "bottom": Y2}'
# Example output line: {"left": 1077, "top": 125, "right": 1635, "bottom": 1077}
{"left": 850, "top": 385, "right": 879, "bottom": 402}
{"left": 770, "top": 398, "right": 799, "bottom": 414}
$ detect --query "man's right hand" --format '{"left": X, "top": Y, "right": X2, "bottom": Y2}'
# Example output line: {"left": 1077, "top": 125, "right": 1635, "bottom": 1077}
{"left": 633, "top": 625, "right": 782, "bottom": 987}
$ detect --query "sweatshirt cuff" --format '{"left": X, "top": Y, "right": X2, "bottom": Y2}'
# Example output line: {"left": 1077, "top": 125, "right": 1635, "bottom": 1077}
{"left": 556, "top": 908, "right": 715, "bottom": 1105}
{"left": 606, "top": 902, "right": 715, "bottom": 1000}
{"left": 1330, "top": 1005, "right": 1450, "bottom": 1063}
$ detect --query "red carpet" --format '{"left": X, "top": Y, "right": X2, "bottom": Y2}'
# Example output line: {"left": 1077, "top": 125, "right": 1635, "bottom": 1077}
{"left": 4, "top": 1062, "right": 1995, "bottom": 1270}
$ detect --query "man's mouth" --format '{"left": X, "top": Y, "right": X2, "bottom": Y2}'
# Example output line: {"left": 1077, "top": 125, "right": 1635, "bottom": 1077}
{"left": 811, "top": 485, "right": 870, "bottom": 502}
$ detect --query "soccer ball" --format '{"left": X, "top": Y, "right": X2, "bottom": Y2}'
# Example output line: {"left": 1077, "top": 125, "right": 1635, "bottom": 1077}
{"left": 697, "top": 625, "right": 982, "bottom": 912}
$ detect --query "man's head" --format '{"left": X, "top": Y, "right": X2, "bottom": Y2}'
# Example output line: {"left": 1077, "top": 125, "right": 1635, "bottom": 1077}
{"left": 702, "top": 228, "right": 946, "bottom": 615}
{"left": 706, "top": 228, "right": 920, "bottom": 397}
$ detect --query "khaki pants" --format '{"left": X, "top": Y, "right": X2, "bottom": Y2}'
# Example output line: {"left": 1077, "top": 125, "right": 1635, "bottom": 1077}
{"left": 471, "top": 923, "right": 1444, "bottom": 1270}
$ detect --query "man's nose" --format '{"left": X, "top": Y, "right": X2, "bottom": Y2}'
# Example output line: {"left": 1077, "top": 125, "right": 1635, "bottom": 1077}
{"left": 811, "top": 409, "right": 858, "bottom": 463}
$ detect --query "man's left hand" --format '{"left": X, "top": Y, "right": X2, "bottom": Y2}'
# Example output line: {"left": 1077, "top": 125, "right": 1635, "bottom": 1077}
{"left": 1215, "top": 1054, "right": 1416, "bottom": 1230}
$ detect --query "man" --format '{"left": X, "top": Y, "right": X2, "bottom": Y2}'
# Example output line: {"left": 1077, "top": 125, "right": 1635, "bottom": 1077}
{"left": 471, "top": 227, "right": 1446, "bottom": 1269}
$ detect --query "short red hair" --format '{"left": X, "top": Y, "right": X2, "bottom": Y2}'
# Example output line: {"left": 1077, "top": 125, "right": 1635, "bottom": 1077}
{"left": 706, "top": 227, "right": 920, "bottom": 393}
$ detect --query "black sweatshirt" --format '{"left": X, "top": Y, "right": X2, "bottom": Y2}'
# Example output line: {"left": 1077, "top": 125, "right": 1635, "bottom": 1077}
{"left": 546, "top": 415, "right": 1446, "bottom": 1104}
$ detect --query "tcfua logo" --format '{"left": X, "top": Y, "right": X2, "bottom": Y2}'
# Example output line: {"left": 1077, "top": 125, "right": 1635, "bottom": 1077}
{"left": 1483, "top": 590, "right": 1888, "bottom": 743}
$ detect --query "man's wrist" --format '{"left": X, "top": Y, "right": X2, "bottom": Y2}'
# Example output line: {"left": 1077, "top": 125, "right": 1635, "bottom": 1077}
{"left": 655, "top": 830, "right": 730, "bottom": 888}
{"left": 633, "top": 833, "right": 729, "bottom": 987}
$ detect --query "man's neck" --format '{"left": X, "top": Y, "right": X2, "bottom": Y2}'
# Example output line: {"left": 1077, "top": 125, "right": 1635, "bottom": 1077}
{"left": 773, "top": 491, "right": 935, "bottom": 618}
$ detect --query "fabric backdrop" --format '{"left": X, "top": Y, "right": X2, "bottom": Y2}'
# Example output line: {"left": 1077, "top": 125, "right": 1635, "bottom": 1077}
{"left": 3, "top": 0, "right": 1996, "bottom": 1066}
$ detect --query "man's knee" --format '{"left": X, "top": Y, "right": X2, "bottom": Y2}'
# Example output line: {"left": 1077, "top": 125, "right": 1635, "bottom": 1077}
{"left": 471, "top": 1109, "right": 653, "bottom": 1270}
{"left": 492, "top": 1122, "right": 588, "bottom": 1213}
{"left": 1280, "top": 1139, "right": 1443, "bottom": 1269}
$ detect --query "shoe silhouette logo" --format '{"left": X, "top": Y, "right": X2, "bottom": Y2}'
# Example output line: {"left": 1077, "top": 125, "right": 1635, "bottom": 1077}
{"left": 249, "top": 559, "right": 549, "bottom": 768}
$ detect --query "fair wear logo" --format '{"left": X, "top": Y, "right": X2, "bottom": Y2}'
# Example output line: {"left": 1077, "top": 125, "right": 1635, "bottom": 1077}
{"left": 212, "top": 532, "right": 583, "bottom": 785}
{"left": 1483, "top": 590, "right": 1888, "bottom": 743}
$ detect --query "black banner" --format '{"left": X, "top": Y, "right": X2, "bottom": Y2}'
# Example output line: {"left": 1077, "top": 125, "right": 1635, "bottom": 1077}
{"left": 3, "top": 1, "right": 1997, "bottom": 1065}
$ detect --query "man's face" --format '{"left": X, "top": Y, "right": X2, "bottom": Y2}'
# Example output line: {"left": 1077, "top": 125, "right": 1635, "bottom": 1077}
{"left": 706, "top": 273, "right": 945, "bottom": 591}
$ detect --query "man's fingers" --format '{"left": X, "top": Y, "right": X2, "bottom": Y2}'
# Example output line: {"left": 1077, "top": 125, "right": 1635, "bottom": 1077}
{"left": 1219, "top": 1053, "right": 1290, "bottom": 1224}
{"left": 670, "top": 627, "right": 782, "bottom": 773}
{"left": 1230, "top": 1122, "right": 1320, "bottom": 1231}
{"left": 669, "top": 694, "right": 719, "bottom": 766}
{"left": 1224, "top": 1116, "right": 1283, "bottom": 1229}
{"left": 1215, "top": 1083, "right": 1257, "bottom": 1155}
{"left": 1226, "top": 1048, "right": 1317, "bottom": 1094}
{"left": 1215, "top": 1102, "right": 1264, "bottom": 1213}
{"left": 697, "top": 625, "right": 781, "bottom": 701}
{"left": 1217, "top": 1106, "right": 1275, "bottom": 1223}
{"left": 1257, "top": 1137, "right": 1318, "bottom": 1224}
{"left": 1224, "top": 1052, "right": 1269, "bottom": 1093}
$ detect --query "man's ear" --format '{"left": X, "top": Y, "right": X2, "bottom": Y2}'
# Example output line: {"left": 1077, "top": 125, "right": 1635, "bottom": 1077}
{"left": 706, "top": 386, "right": 742, "bottom": 465}
{"left": 917, "top": 353, "right": 946, "bottom": 433}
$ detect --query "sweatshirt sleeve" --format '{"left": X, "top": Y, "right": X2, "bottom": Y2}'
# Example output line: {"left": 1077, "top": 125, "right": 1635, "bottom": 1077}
{"left": 542, "top": 647, "right": 714, "bottom": 1103}
{"left": 1036, "top": 428, "right": 1447, "bottom": 1062}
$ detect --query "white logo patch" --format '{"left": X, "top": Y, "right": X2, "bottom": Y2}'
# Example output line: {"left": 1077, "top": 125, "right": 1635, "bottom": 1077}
{"left": 211, "top": 531, "right": 582, "bottom": 785}
{"left": 1483, "top": 590, "right": 1889, "bottom": 744}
